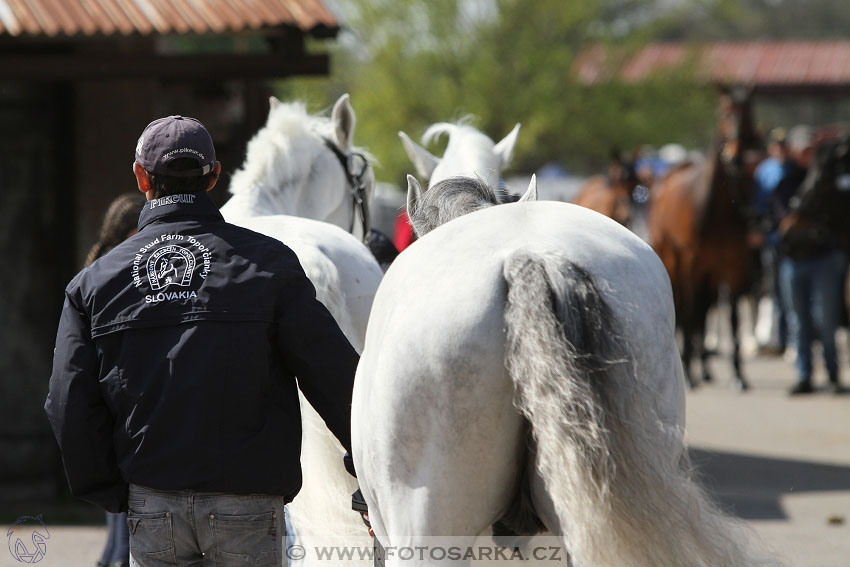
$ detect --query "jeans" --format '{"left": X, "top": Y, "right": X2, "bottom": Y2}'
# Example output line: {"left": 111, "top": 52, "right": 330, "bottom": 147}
{"left": 780, "top": 249, "right": 847, "bottom": 383}
{"left": 127, "top": 484, "right": 286, "bottom": 567}
{"left": 761, "top": 242, "right": 788, "bottom": 347}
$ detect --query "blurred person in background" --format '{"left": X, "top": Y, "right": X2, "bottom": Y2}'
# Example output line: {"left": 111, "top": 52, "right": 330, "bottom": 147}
{"left": 752, "top": 128, "right": 794, "bottom": 354}
{"left": 85, "top": 191, "right": 146, "bottom": 567}
{"left": 778, "top": 126, "right": 848, "bottom": 395}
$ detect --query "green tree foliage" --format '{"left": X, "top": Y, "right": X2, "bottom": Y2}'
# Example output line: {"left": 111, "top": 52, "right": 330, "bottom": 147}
{"left": 283, "top": 0, "right": 848, "bottom": 182}
{"left": 658, "top": 0, "right": 850, "bottom": 41}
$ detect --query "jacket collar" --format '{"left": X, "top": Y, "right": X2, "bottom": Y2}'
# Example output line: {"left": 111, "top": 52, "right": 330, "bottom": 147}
{"left": 137, "top": 192, "right": 224, "bottom": 232}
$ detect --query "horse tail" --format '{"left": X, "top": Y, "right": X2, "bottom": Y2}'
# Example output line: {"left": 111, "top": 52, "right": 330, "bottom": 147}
{"left": 502, "top": 250, "right": 776, "bottom": 567}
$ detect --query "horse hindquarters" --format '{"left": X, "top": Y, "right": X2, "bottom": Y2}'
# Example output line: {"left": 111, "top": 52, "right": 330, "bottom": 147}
{"left": 352, "top": 285, "right": 527, "bottom": 566}
{"left": 502, "top": 251, "right": 776, "bottom": 567}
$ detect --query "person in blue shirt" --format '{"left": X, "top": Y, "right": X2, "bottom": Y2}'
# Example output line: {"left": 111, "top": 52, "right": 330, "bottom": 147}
{"left": 753, "top": 128, "right": 795, "bottom": 353}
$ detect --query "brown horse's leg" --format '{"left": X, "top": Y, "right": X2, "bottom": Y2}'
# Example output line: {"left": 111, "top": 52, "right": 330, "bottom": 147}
{"left": 680, "top": 321, "right": 697, "bottom": 389}
{"left": 729, "top": 296, "right": 749, "bottom": 391}
{"left": 671, "top": 246, "right": 700, "bottom": 390}
{"left": 694, "top": 278, "right": 715, "bottom": 384}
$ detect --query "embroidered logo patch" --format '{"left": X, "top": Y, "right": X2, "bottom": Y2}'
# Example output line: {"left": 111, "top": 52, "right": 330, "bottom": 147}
{"left": 148, "top": 245, "right": 195, "bottom": 290}
{"left": 131, "top": 233, "right": 213, "bottom": 303}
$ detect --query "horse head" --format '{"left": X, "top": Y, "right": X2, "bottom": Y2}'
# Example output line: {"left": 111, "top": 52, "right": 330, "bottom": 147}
{"left": 226, "top": 94, "right": 375, "bottom": 240}
{"left": 606, "top": 151, "right": 642, "bottom": 226}
{"left": 399, "top": 121, "right": 520, "bottom": 189}
{"left": 406, "top": 174, "right": 537, "bottom": 237}
{"left": 705, "top": 85, "right": 763, "bottom": 226}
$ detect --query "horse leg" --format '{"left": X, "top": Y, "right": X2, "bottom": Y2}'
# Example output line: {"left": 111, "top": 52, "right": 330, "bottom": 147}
{"left": 678, "top": 301, "right": 699, "bottom": 389}
{"left": 353, "top": 338, "right": 526, "bottom": 567}
{"left": 682, "top": 328, "right": 698, "bottom": 389}
{"left": 696, "top": 280, "right": 715, "bottom": 384}
{"left": 729, "top": 295, "right": 749, "bottom": 390}
{"left": 362, "top": 405, "right": 524, "bottom": 567}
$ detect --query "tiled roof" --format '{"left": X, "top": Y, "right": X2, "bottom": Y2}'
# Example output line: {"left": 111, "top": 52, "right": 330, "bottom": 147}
{"left": 0, "top": 0, "right": 337, "bottom": 37}
{"left": 575, "top": 41, "right": 850, "bottom": 87}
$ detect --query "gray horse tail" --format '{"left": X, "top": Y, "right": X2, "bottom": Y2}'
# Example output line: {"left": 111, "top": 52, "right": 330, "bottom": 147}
{"left": 503, "top": 250, "right": 777, "bottom": 567}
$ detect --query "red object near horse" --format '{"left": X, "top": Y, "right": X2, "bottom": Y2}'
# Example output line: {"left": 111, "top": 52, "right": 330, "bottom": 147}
{"left": 648, "top": 87, "right": 764, "bottom": 390}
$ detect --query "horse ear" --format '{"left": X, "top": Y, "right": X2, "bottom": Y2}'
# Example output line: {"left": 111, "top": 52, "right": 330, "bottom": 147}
{"left": 399, "top": 131, "right": 439, "bottom": 181}
{"left": 494, "top": 123, "right": 521, "bottom": 170}
{"left": 518, "top": 174, "right": 538, "bottom": 202}
{"left": 406, "top": 174, "right": 424, "bottom": 215}
{"left": 269, "top": 96, "right": 281, "bottom": 111}
{"left": 332, "top": 93, "right": 356, "bottom": 152}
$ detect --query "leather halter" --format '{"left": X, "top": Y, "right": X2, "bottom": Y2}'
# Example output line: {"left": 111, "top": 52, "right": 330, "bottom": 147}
{"left": 323, "top": 138, "right": 371, "bottom": 241}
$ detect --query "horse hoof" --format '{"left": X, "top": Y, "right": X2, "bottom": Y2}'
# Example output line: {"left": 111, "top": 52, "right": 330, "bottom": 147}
{"left": 734, "top": 378, "right": 749, "bottom": 392}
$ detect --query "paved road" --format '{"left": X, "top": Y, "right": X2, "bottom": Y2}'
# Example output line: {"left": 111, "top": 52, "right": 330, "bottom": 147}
{"left": 685, "top": 346, "right": 850, "bottom": 567}
{"left": 2, "top": 346, "right": 848, "bottom": 567}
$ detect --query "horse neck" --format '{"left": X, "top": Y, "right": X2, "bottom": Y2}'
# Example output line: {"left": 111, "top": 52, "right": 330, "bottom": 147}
{"left": 224, "top": 160, "right": 352, "bottom": 229}
{"left": 696, "top": 149, "right": 748, "bottom": 234}
{"left": 324, "top": 195, "right": 362, "bottom": 239}
{"left": 222, "top": 183, "right": 299, "bottom": 220}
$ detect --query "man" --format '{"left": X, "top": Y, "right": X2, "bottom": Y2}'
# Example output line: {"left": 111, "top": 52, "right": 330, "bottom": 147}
{"left": 778, "top": 127, "right": 849, "bottom": 395}
{"left": 752, "top": 128, "right": 795, "bottom": 354}
{"left": 45, "top": 116, "right": 360, "bottom": 565}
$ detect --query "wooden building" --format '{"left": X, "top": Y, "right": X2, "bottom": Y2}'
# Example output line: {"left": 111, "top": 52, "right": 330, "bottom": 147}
{"left": 0, "top": 0, "right": 338, "bottom": 505}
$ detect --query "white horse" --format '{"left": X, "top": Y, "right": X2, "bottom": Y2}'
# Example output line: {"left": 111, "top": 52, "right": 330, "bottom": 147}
{"left": 352, "top": 134, "right": 775, "bottom": 565}
{"left": 399, "top": 120, "right": 521, "bottom": 189}
{"left": 223, "top": 94, "right": 372, "bottom": 242}
{"left": 221, "top": 95, "right": 383, "bottom": 562}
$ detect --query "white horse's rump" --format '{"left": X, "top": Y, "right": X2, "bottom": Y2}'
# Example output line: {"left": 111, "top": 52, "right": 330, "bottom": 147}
{"left": 221, "top": 95, "right": 381, "bottom": 564}
{"left": 353, "top": 188, "right": 776, "bottom": 566}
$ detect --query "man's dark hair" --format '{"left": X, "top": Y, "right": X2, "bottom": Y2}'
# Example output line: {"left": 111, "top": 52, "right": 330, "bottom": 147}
{"left": 147, "top": 158, "right": 216, "bottom": 198}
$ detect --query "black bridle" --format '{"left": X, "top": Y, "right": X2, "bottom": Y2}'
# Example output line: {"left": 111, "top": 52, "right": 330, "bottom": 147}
{"left": 323, "top": 138, "right": 371, "bottom": 240}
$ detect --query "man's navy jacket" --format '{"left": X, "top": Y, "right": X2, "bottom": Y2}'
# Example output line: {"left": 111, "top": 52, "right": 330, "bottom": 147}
{"left": 44, "top": 192, "right": 359, "bottom": 513}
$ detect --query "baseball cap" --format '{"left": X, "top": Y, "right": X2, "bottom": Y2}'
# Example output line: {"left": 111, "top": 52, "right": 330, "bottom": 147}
{"left": 135, "top": 115, "right": 216, "bottom": 177}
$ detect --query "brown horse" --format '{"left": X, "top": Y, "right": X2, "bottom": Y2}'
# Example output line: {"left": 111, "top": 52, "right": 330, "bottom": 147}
{"left": 649, "top": 87, "right": 763, "bottom": 389}
{"left": 574, "top": 154, "right": 642, "bottom": 227}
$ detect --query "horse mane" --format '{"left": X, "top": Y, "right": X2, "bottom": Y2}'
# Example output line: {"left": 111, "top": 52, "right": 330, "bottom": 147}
{"left": 228, "top": 102, "right": 324, "bottom": 197}
{"left": 408, "top": 176, "right": 498, "bottom": 237}
{"left": 736, "top": 96, "right": 762, "bottom": 152}
{"left": 228, "top": 101, "right": 374, "bottom": 200}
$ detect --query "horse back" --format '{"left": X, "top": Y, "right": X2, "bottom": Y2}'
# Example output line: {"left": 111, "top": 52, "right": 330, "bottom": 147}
{"left": 574, "top": 175, "right": 632, "bottom": 225}
{"left": 373, "top": 202, "right": 672, "bottom": 364}
{"left": 648, "top": 164, "right": 701, "bottom": 252}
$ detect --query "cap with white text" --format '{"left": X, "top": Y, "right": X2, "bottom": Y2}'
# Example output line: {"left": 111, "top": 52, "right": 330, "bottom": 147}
{"left": 135, "top": 115, "right": 216, "bottom": 177}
